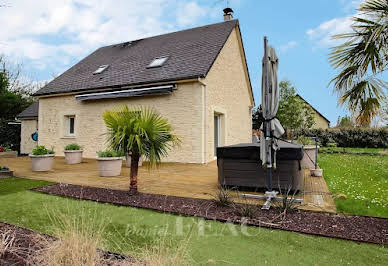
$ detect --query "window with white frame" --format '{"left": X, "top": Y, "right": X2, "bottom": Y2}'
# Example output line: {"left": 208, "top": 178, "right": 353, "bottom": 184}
{"left": 65, "top": 115, "right": 76, "bottom": 136}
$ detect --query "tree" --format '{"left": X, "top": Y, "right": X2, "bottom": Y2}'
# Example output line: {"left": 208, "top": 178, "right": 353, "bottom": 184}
{"left": 337, "top": 115, "right": 354, "bottom": 127}
{"left": 277, "top": 80, "right": 315, "bottom": 131}
{"left": 103, "top": 106, "right": 180, "bottom": 194}
{"left": 0, "top": 56, "right": 34, "bottom": 120}
{"left": 252, "top": 105, "right": 264, "bottom": 130}
{"left": 329, "top": 0, "right": 388, "bottom": 126}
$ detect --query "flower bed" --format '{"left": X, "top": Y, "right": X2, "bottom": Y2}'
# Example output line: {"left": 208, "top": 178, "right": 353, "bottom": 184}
{"left": 33, "top": 183, "right": 388, "bottom": 245}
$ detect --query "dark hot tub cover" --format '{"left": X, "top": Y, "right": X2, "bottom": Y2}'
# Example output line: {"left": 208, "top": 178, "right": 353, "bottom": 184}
{"left": 216, "top": 140, "right": 303, "bottom": 161}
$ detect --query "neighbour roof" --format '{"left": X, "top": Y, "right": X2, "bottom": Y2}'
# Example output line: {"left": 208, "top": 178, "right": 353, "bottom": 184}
{"left": 17, "top": 102, "right": 39, "bottom": 119}
{"left": 34, "top": 20, "right": 239, "bottom": 96}
{"left": 296, "top": 94, "right": 330, "bottom": 124}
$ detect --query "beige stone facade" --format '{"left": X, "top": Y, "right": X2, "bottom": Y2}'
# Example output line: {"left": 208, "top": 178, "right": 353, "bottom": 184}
{"left": 20, "top": 119, "right": 38, "bottom": 154}
{"left": 37, "top": 24, "right": 253, "bottom": 164}
{"left": 203, "top": 27, "right": 254, "bottom": 162}
{"left": 312, "top": 112, "right": 330, "bottom": 129}
{"left": 38, "top": 82, "right": 203, "bottom": 163}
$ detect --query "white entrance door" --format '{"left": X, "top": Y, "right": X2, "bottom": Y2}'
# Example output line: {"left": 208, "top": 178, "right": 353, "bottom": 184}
{"left": 214, "top": 115, "right": 220, "bottom": 158}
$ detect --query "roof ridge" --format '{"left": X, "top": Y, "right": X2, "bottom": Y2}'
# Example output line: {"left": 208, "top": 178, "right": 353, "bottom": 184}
{"left": 102, "top": 19, "right": 238, "bottom": 49}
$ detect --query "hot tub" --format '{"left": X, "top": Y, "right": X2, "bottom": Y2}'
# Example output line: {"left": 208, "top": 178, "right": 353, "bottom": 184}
{"left": 216, "top": 140, "right": 304, "bottom": 191}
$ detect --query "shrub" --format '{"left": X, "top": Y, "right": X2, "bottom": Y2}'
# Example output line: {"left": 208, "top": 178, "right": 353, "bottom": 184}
{"left": 291, "top": 128, "right": 388, "bottom": 148}
{"left": 295, "top": 136, "right": 314, "bottom": 146}
{"left": 212, "top": 186, "right": 234, "bottom": 207}
{"left": 273, "top": 185, "right": 299, "bottom": 214}
{"left": 32, "top": 145, "right": 55, "bottom": 156}
{"left": 0, "top": 166, "right": 9, "bottom": 171}
{"left": 64, "top": 143, "right": 82, "bottom": 151}
{"left": 233, "top": 200, "right": 255, "bottom": 219}
{"left": 96, "top": 150, "right": 123, "bottom": 158}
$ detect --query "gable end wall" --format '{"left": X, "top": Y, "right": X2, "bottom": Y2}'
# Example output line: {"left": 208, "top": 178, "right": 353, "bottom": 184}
{"left": 204, "top": 27, "right": 253, "bottom": 162}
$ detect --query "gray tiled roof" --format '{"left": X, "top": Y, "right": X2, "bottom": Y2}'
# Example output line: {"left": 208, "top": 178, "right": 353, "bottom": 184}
{"left": 34, "top": 20, "right": 238, "bottom": 96}
{"left": 17, "top": 102, "right": 39, "bottom": 119}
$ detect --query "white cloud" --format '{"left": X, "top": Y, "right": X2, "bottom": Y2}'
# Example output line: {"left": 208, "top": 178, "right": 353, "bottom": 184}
{"left": 339, "top": 0, "right": 364, "bottom": 13}
{"left": 306, "top": 16, "right": 354, "bottom": 48}
{"left": 0, "top": 0, "right": 216, "bottom": 77}
{"left": 279, "top": 41, "right": 298, "bottom": 53}
{"left": 306, "top": 0, "right": 368, "bottom": 48}
{"left": 176, "top": 2, "right": 208, "bottom": 27}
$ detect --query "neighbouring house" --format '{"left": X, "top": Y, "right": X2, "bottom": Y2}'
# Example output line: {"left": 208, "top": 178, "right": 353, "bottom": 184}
{"left": 30, "top": 9, "right": 254, "bottom": 163}
{"left": 296, "top": 94, "right": 330, "bottom": 129}
{"left": 16, "top": 102, "right": 39, "bottom": 154}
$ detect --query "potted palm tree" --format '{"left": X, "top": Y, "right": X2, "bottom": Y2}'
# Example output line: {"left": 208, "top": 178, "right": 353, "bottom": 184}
{"left": 30, "top": 145, "right": 55, "bottom": 171}
{"left": 96, "top": 150, "right": 124, "bottom": 177}
{"left": 64, "top": 143, "right": 83, "bottom": 164}
{"left": 103, "top": 106, "right": 180, "bottom": 194}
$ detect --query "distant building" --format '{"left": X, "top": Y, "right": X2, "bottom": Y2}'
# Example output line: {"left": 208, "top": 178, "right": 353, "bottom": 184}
{"left": 16, "top": 102, "right": 39, "bottom": 154}
{"left": 296, "top": 94, "right": 330, "bottom": 129}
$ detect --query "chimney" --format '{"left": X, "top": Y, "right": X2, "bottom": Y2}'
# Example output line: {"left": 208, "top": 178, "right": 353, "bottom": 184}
{"left": 223, "top": 7, "right": 233, "bottom": 21}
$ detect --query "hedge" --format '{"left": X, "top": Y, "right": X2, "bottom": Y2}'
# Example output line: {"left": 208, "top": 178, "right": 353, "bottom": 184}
{"left": 291, "top": 128, "right": 388, "bottom": 148}
{"left": 0, "top": 119, "right": 21, "bottom": 152}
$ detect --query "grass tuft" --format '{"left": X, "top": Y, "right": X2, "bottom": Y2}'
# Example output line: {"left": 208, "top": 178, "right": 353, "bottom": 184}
{"left": 32, "top": 211, "right": 109, "bottom": 266}
{"left": 212, "top": 186, "right": 234, "bottom": 207}
{"left": 0, "top": 230, "right": 16, "bottom": 258}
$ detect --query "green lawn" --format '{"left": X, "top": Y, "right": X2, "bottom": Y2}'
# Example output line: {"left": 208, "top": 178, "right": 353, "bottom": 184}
{"left": 0, "top": 178, "right": 387, "bottom": 265}
{"left": 319, "top": 153, "right": 388, "bottom": 218}
{"left": 320, "top": 146, "right": 387, "bottom": 155}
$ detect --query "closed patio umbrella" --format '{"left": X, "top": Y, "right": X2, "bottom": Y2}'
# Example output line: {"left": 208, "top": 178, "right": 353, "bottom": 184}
{"left": 260, "top": 37, "right": 285, "bottom": 208}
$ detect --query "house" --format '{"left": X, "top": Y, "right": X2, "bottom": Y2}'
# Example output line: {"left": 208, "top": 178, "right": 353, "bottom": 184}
{"left": 16, "top": 102, "right": 39, "bottom": 155}
{"left": 296, "top": 94, "right": 330, "bottom": 129}
{"left": 30, "top": 9, "right": 254, "bottom": 163}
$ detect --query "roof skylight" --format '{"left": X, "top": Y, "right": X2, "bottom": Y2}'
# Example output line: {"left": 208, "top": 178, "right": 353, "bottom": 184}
{"left": 93, "top": 65, "right": 109, "bottom": 74}
{"left": 147, "top": 56, "right": 168, "bottom": 68}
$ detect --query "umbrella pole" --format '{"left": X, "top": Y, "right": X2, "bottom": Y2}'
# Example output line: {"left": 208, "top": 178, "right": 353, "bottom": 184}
{"left": 263, "top": 36, "right": 272, "bottom": 192}
{"left": 262, "top": 36, "right": 279, "bottom": 210}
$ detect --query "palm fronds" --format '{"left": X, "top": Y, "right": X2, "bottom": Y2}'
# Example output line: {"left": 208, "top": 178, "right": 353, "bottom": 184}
{"left": 103, "top": 105, "right": 180, "bottom": 167}
{"left": 329, "top": 0, "right": 388, "bottom": 125}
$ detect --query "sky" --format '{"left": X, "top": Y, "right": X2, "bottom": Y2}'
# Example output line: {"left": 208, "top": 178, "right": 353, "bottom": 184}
{"left": 0, "top": 0, "right": 371, "bottom": 125}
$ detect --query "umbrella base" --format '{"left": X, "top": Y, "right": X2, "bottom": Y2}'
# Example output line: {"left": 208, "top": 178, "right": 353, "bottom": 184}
{"left": 261, "top": 191, "right": 279, "bottom": 210}
{"left": 241, "top": 191, "right": 303, "bottom": 210}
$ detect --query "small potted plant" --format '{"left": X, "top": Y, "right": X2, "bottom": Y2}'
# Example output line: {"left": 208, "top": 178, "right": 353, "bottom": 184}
{"left": 30, "top": 145, "right": 55, "bottom": 171}
{"left": 64, "top": 143, "right": 83, "bottom": 164}
{"left": 0, "top": 166, "right": 13, "bottom": 178}
{"left": 96, "top": 150, "right": 123, "bottom": 177}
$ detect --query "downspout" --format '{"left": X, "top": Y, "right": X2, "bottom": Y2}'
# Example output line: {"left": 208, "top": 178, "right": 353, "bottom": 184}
{"left": 198, "top": 78, "right": 207, "bottom": 164}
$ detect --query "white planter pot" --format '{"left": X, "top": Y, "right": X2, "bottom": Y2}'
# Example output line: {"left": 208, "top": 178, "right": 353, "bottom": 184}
{"left": 97, "top": 157, "right": 123, "bottom": 177}
{"left": 311, "top": 168, "right": 323, "bottom": 177}
{"left": 29, "top": 154, "right": 55, "bottom": 171}
{"left": 125, "top": 154, "right": 143, "bottom": 168}
{"left": 64, "top": 150, "right": 83, "bottom": 164}
{"left": 301, "top": 145, "right": 319, "bottom": 169}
